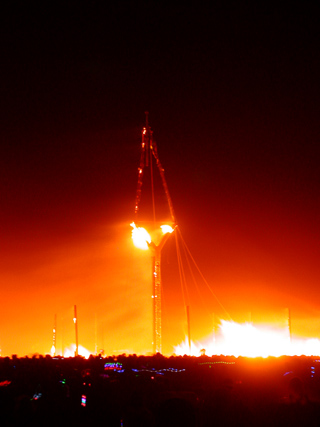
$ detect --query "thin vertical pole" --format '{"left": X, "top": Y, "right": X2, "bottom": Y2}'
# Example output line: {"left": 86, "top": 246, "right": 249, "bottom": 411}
{"left": 61, "top": 316, "right": 64, "bottom": 357}
{"left": 288, "top": 308, "right": 292, "bottom": 343}
{"left": 74, "top": 305, "right": 78, "bottom": 356}
{"left": 152, "top": 246, "right": 162, "bottom": 354}
{"left": 186, "top": 305, "right": 191, "bottom": 355}
{"left": 52, "top": 314, "right": 57, "bottom": 356}
{"left": 95, "top": 313, "right": 98, "bottom": 355}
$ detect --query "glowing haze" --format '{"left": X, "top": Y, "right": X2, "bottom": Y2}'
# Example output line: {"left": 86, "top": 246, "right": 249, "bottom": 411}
{"left": 175, "top": 320, "right": 320, "bottom": 358}
{"left": 0, "top": 4, "right": 319, "bottom": 359}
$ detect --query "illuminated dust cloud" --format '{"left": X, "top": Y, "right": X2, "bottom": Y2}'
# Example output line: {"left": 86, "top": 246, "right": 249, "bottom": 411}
{"left": 174, "top": 320, "right": 320, "bottom": 358}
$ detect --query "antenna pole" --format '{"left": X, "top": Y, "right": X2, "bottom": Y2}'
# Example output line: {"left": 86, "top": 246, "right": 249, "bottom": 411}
{"left": 187, "top": 305, "right": 191, "bottom": 355}
{"left": 74, "top": 305, "right": 79, "bottom": 356}
{"left": 133, "top": 113, "right": 176, "bottom": 354}
{"left": 52, "top": 314, "right": 57, "bottom": 357}
{"left": 288, "top": 307, "right": 292, "bottom": 343}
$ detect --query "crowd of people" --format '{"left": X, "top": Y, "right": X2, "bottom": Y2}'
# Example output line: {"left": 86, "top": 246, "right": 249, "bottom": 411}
{"left": 0, "top": 353, "right": 320, "bottom": 426}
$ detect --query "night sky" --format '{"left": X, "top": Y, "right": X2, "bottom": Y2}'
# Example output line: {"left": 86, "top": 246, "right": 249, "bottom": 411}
{"left": 1, "top": 3, "right": 319, "bottom": 356}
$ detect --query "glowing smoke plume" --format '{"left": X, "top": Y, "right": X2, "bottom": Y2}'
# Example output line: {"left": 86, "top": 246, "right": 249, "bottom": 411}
{"left": 174, "top": 320, "right": 320, "bottom": 357}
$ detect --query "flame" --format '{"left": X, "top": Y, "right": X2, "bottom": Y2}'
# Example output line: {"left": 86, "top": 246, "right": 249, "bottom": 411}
{"left": 130, "top": 222, "right": 151, "bottom": 250}
{"left": 174, "top": 320, "right": 320, "bottom": 357}
{"left": 63, "top": 344, "right": 91, "bottom": 358}
{"left": 160, "top": 225, "right": 174, "bottom": 234}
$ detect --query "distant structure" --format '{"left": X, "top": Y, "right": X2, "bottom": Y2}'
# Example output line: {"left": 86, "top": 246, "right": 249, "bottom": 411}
{"left": 73, "top": 305, "right": 79, "bottom": 356}
{"left": 187, "top": 305, "right": 191, "bottom": 355}
{"left": 132, "top": 112, "right": 176, "bottom": 354}
{"left": 51, "top": 314, "right": 57, "bottom": 356}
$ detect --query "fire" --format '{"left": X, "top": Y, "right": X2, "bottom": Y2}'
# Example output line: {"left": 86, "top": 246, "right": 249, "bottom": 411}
{"left": 174, "top": 320, "right": 320, "bottom": 357}
{"left": 130, "top": 222, "right": 173, "bottom": 250}
{"left": 63, "top": 344, "right": 91, "bottom": 359}
{"left": 160, "top": 225, "right": 174, "bottom": 234}
{"left": 130, "top": 222, "right": 151, "bottom": 250}
{"left": 50, "top": 345, "right": 55, "bottom": 356}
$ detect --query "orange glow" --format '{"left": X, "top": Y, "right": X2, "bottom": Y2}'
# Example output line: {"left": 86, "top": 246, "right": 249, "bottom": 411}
{"left": 1, "top": 12, "right": 318, "bottom": 362}
{"left": 0, "top": 220, "right": 155, "bottom": 357}
{"left": 1, "top": 216, "right": 318, "bottom": 358}
{"left": 174, "top": 320, "right": 320, "bottom": 357}
{"left": 130, "top": 222, "right": 151, "bottom": 250}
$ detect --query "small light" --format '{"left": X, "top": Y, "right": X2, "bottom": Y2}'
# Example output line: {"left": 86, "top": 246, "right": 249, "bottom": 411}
{"left": 81, "top": 395, "right": 86, "bottom": 407}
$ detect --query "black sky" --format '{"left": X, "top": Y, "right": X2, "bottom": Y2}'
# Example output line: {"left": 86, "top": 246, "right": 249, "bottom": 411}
{"left": 2, "top": 4, "right": 318, "bottom": 207}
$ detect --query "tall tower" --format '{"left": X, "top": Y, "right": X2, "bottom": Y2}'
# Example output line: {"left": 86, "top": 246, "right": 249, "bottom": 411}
{"left": 131, "top": 113, "right": 176, "bottom": 354}
{"left": 51, "top": 314, "right": 57, "bottom": 356}
{"left": 73, "top": 305, "right": 79, "bottom": 356}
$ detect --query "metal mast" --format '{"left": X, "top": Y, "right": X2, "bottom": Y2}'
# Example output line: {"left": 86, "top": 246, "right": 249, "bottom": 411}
{"left": 134, "top": 112, "right": 176, "bottom": 354}
{"left": 135, "top": 112, "right": 176, "bottom": 224}
{"left": 51, "top": 314, "right": 57, "bottom": 357}
{"left": 73, "top": 305, "right": 79, "bottom": 356}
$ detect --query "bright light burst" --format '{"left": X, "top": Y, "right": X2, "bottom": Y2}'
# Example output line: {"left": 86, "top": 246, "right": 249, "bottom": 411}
{"left": 50, "top": 345, "right": 55, "bottom": 357}
{"left": 174, "top": 320, "right": 320, "bottom": 357}
{"left": 63, "top": 344, "right": 91, "bottom": 359}
{"left": 130, "top": 222, "right": 151, "bottom": 250}
{"left": 160, "top": 225, "right": 174, "bottom": 234}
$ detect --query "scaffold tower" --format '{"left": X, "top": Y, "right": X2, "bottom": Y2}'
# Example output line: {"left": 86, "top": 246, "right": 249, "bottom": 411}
{"left": 133, "top": 112, "right": 176, "bottom": 354}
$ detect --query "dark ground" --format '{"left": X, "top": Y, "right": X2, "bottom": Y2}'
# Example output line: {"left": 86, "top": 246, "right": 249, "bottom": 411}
{"left": 1, "top": 354, "right": 320, "bottom": 426}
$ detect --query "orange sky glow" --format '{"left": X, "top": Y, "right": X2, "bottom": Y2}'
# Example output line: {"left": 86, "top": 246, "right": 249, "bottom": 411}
{"left": 1, "top": 4, "right": 319, "bottom": 359}
{"left": 0, "top": 177, "right": 319, "bottom": 358}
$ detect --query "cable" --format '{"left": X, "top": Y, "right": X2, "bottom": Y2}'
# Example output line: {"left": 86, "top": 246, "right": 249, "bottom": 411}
{"left": 176, "top": 227, "right": 233, "bottom": 321}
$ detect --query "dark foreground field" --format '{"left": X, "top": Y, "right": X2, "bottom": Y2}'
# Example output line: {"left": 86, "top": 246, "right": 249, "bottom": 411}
{"left": 1, "top": 354, "right": 320, "bottom": 426}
